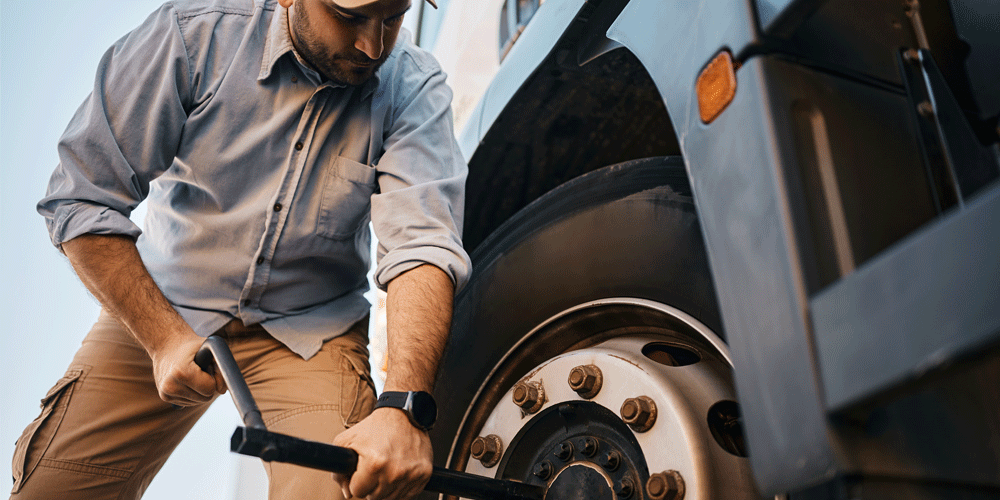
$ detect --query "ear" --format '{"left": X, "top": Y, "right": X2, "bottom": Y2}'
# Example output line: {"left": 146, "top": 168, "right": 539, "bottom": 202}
{"left": 278, "top": 0, "right": 294, "bottom": 8}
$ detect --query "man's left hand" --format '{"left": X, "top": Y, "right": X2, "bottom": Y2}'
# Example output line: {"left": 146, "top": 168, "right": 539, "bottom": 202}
{"left": 332, "top": 407, "right": 433, "bottom": 500}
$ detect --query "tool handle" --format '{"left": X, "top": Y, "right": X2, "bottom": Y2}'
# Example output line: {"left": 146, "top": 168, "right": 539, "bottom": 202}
{"left": 195, "top": 336, "right": 266, "bottom": 430}
{"left": 231, "top": 427, "right": 545, "bottom": 500}
{"left": 426, "top": 467, "right": 546, "bottom": 500}
{"left": 200, "top": 337, "right": 547, "bottom": 500}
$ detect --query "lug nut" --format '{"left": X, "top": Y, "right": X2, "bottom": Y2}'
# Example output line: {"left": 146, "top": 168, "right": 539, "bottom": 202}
{"left": 532, "top": 461, "right": 554, "bottom": 480}
{"left": 512, "top": 380, "right": 546, "bottom": 414}
{"left": 621, "top": 396, "right": 657, "bottom": 432}
{"left": 470, "top": 434, "right": 503, "bottom": 468}
{"left": 581, "top": 437, "right": 599, "bottom": 457}
{"left": 617, "top": 477, "right": 635, "bottom": 499}
{"left": 918, "top": 100, "right": 935, "bottom": 118}
{"left": 602, "top": 450, "right": 621, "bottom": 471}
{"left": 647, "top": 470, "right": 685, "bottom": 500}
{"left": 567, "top": 364, "right": 603, "bottom": 399}
{"left": 555, "top": 441, "right": 574, "bottom": 461}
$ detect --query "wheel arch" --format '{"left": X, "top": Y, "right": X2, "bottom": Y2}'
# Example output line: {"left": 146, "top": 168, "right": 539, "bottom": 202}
{"left": 461, "top": 0, "right": 684, "bottom": 253}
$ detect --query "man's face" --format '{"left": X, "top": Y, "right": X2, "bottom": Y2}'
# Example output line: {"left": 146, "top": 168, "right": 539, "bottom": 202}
{"left": 280, "top": 0, "right": 411, "bottom": 86}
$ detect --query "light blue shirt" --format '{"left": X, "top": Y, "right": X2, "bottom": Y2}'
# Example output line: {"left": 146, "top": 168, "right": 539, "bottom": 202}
{"left": 38, "top": 0, "right": 471, "bottom": 359}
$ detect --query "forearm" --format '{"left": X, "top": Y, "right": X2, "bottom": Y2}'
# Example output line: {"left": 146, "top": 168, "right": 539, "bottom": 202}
{"left": 383, "top": 264, "right": 455, "bottom": 393}
{"left": 62, "top": 233, "right": 192, "bottom": 353}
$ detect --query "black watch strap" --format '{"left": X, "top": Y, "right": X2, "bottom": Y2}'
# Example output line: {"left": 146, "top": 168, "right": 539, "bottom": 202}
{"left": 375, "top": 391, "right": 410, "bottom": 409}
{"left": 374, "top": 391, "right": 437, "bottom": 431}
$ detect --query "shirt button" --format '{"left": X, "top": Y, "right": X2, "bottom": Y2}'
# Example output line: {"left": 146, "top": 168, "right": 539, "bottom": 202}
{"left": 256, "top": 256, "right": 265, "bottom": 265}
{"left": 242, "top": 299, "right": 251, "bottom": 306}
{"left": 291, "top": 76, "right": 298, "bottom": 83}
{"left": 273, "top": 203, "right": 283, "bottom": 212}
{"left": 295, "top": 142, "right": 303, "bottom": 151}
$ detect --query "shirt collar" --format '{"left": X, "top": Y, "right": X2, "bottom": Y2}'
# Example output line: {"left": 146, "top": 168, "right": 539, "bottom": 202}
{"left": 259, "top": 4, "right": 296, "bottom": 81}
{"left": 259, "top": 4, "right": 381, "bottom": 99}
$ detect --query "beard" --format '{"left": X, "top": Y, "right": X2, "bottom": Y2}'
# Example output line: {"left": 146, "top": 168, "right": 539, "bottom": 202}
{"left": 287, "top": 5, "right": 391, "bottom": 86}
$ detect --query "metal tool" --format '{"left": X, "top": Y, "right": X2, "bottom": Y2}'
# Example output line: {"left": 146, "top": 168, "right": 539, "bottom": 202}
{"left": 195, "top": 336, "right": 545, "bottom": 500}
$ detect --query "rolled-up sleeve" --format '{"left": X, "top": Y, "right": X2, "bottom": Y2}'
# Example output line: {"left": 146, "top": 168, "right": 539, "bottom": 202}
{"left": 371, "top": 54, "right": 472, "bottom": 292}
{"left": 37, "top": 4, "right": 191, "bottom": 249}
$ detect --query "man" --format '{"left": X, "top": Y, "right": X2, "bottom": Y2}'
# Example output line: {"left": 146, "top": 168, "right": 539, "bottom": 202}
{"left": 10, "top": 0, "right": 470, "bottom": 498}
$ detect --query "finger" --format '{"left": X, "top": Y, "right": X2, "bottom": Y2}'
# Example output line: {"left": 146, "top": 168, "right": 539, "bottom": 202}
{"left": 161, "top": 391, "right": 206, "bottom": 407}
{"left": 214, "top": 371, "right": 228, "bottom": 395}
{"left": 184, "top": 364, "right": 220, "bottom": 398}
{"left": 166, "top": 386, "right": 213, "bottom": 405}
{"left": 159, "top": 377, "right": 211, "bottom": 405}
{"left": 349, "top": 470, "right": 378, "bottom": 500}
{"left": 332, "top": 472, "right": 351, "bottom": 499}
{"left": 377, "top": 480, "right": 402, "bottom": 500}
{"left": 395, "top": 468, "right": 430, "bottom": 500}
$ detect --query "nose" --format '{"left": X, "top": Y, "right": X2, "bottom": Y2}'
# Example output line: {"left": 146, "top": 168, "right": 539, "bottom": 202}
{"left": 356, "top": 21, "right": 384, "bottom": 60}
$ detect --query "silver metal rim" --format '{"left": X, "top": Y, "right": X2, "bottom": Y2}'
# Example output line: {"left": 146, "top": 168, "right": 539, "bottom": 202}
{"left": 446, "top": 298, "right": 756, "bottom": 500}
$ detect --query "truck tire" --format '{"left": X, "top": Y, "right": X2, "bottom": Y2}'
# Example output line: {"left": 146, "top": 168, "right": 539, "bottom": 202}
{"left": 431, "top": 157, "right": 761, "bottom": 499}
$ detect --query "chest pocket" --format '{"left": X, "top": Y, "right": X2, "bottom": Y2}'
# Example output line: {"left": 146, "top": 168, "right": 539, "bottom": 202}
{"left": 316, "top": 157, "right": 378, "bottom": 240}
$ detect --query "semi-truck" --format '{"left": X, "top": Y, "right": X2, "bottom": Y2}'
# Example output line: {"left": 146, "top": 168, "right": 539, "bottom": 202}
{"left": 413, "top": 0, "right": 1000, "bottom": 498}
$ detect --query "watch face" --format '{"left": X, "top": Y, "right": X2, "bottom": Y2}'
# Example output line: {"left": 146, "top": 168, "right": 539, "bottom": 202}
{"left": 410, "top": 391, "right": 438, "bottom": 430}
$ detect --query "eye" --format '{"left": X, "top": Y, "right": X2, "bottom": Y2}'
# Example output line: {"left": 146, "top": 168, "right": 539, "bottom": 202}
{"left": 332, "top": 8, "right": 364, "bottom": 25}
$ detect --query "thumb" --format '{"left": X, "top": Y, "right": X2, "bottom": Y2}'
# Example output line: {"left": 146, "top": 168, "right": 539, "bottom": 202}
{"left": 214, "top": 370, "right": 228, "bottom": 394}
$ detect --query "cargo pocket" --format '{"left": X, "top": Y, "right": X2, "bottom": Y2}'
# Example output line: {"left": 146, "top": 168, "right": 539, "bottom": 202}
{"left": 11, "top": 366, "right": 86, "bottom": 494}
{"left": 316, "top": 157, "right": 377, "bottom": 240}
{"left": 338, "top": 351, "right": 377, "bottom": 428}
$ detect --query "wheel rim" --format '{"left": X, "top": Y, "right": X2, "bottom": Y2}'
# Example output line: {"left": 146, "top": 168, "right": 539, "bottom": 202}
{"left": 448, "top": 299, "right": 759, "bottom": 499}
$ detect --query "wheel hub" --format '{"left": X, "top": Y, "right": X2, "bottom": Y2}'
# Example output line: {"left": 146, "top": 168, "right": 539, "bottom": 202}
{"left": 548, "top": 463, "right": 615, "bottom": 500}
{"left": 496, "top": 401, "right": 646, "bottom": 499}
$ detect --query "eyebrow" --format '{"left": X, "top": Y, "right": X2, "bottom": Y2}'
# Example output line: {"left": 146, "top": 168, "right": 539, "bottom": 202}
{"left": 331, "top": 2, "right": 412, "bottom": 19}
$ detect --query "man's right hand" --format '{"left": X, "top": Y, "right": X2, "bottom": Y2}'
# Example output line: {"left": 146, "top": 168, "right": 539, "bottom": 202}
{"left": 62, "top": 234, "right": 227, "bottom": 406}
{"left": 149, "top": 332, "right": 227, "bottom": 406}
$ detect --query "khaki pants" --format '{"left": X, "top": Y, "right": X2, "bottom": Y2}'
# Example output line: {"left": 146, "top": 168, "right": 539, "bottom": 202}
{"left": 10, "top": 310, "right": 376, "bottom": 500}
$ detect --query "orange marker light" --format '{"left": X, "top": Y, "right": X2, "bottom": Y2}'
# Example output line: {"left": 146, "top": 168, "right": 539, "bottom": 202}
{"left": 696, "top": 50, "right": 738, "bottom": 124}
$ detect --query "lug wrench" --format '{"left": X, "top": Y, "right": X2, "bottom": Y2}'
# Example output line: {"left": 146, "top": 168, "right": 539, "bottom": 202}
{"left": 195, "top": 336, "right": 545, "bottom": 500}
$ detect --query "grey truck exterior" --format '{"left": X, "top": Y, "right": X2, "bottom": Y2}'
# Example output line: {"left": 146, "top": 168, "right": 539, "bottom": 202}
{"left": 418, "top": 0, "right": 1000, "bottom": 499}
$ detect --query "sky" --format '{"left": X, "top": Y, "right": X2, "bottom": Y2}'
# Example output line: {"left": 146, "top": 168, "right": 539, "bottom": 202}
{"left": 0, "top": 1, "right": 420, "bottom": 498}
{"left": 0, "top": 2, "right": 268, "bottom": 498}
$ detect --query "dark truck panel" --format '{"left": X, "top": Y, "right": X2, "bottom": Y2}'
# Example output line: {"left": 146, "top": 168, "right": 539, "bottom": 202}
{"left": 442, "top": 0, "right": 1000, "bottom": 497}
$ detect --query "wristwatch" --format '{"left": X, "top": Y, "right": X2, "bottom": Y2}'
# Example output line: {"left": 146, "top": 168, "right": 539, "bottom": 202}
{"left": 374, "top": 391, "right": 438, "bottom": 431}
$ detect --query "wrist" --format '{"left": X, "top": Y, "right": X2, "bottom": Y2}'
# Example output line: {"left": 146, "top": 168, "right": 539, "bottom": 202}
{"left": 374, "top": 391, "right": 437, "bottom": 431}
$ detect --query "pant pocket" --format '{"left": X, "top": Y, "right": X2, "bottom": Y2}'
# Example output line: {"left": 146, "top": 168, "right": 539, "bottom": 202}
{"left": 338, "top": 351, "right": 377, "bottom": 428}
{"left": 11, "top": 366, "right": 87, "bottom": 494}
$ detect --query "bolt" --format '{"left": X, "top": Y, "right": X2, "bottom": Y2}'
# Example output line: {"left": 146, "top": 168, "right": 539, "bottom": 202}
{"left": 470, "top": 434, "right": 503, "bottom": 468}
{"left": 903, "top": 48, "right": 921, "bottom": 63}
{"left": 602, "top": 450, "right": 621, "bottom": 471}
{"left": 581, "top": 437, "right": 599, "bottom": 457}
{"left": 621, "top": 396, "right": 658, "bottom": 432}
{"left": 532, "top": 461, "right": 554, "bottom": 480}
{"left": 512, "top": 380, "right": 546, "bottom": 414}
{"left": 617, "top": 477, "right": 635, "bottom": 499}
{"left": 917, "top": 100, "right": 934, "bottom": 118}
{"left": 567, "top": 364, "right": 603, "bottom": 399}
{"left": 555, "top": 441, "right": 574, "bottom": 461}
{"left": 647, "top": 470, "right": 685, "bottom": 500}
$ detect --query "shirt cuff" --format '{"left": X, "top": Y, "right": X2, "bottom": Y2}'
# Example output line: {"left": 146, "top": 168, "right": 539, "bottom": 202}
{"left": 46, "top": 202, "right": 142, "bottom": 250}
{"left": 374, "top": 239, "right": 471, "bottom": 293}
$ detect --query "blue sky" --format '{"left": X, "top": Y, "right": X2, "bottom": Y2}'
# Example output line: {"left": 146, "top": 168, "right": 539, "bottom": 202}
{"left": 2, "top": 2, "right": 257, "bottom": 498}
